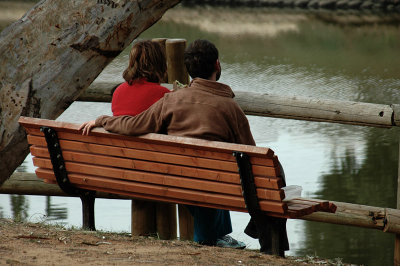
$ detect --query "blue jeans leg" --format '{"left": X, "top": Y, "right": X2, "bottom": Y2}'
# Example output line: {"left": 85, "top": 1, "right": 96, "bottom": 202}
{"left": 186, "top": 206, "right": 232, "bottom": 244}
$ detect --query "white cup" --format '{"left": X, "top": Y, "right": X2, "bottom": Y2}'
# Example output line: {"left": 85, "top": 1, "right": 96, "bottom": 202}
{"left": 282, "top": 185, "right": 303, "bottom": 200}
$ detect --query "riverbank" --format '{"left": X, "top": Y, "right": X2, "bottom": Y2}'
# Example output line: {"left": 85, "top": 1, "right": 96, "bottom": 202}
{"left": 0, "top": 218, "right": 350, "bottom": 265}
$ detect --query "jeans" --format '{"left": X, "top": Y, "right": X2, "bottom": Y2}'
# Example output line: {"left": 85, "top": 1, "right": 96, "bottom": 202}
{"left": 186, "top": 205, "right": 232, "bottom": 244}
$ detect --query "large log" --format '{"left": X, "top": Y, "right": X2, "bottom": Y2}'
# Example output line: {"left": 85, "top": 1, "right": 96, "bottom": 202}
{"left": 0, "top": 0, "right": 180, "bottom": 185}
{"left": 0, "top": 172, "right": 130, "bottom": 199}
{"left": 235, "top": 91, "right": 395, "bottom": 128}
{"left": 80, "top": 81, "right": 398, "bottom": 128}
{"left": 5, "top": 173, "right": 400, "bottom": 235}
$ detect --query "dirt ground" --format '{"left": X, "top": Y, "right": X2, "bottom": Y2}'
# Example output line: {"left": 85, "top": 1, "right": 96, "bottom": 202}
{"left": 0, "top": 218, "right": 347, "bottom": 266}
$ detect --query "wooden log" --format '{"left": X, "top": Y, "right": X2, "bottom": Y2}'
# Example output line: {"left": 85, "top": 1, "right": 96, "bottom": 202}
{"left": 302, "top": 201, "right": 388, "bottom": 231}
{"left": 0, "top": 172, "right": 129, "bottom": 200}
{"left": 0, "top": 0, "right": 180, "bottom": 185}
{"left": 5, "top": 173, "right": 400, "bottom": 234}
{"left": 78, "top": 82, "right": 398, "bottom": 128}
{"left": 235, "top": 91, "right": 394, "bottom": 128}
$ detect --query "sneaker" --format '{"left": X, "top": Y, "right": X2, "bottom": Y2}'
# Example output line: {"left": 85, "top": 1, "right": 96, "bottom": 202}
{"left": 215, "top": 235, "right": 246, "bottom": 249}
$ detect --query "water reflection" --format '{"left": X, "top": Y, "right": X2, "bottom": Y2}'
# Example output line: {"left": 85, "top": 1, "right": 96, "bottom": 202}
{"left": 45, "top": 196, "right": 68, "bottom": 222}
{"left": 7, "top": 194, "right": 68, "bottom": 223}
{"left": 10, "top": 195, "right": 29, "bottom": 222}
{"left": 300, "top": 127, "right": 399, "bottom": 265}
{"left": 318, "top": 128, "right": 398, "bottom": 207}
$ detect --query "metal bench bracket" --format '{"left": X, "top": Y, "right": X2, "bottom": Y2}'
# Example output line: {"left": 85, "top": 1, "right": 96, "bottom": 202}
{"left": 41, "top": 126, "right": 96, "bottom": 230}
{"left": 233, "top": 151, "right": 288, "bottom": 257}
{"left": 233, "top": 151, "right": 260, "bottom": 216}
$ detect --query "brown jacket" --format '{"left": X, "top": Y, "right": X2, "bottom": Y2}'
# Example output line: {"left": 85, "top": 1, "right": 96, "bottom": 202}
{"left": 95, "top": 78, "right": 255, "bottom": 146}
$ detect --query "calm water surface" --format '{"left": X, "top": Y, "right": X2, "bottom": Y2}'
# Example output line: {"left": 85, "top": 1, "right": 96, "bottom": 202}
{"left": 2, "top": 5, "right": 400, "bottom": 265}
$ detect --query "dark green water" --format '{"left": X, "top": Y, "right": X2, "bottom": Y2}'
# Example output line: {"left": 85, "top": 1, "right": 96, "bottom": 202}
{"left": 2, "top": 4, "right": 400, "bottom": 265}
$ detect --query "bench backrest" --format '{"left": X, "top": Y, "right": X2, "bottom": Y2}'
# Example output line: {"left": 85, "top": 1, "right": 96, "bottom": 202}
{"left": 19, "top": 116, "right": 334, "bottom": 218}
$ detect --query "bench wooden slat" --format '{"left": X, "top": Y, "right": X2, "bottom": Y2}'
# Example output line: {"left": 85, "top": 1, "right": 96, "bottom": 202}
{"left": 21, "top": 118, "right": 276, "bottom": 165}
{"left": 30, "top": 146, "right": 243, "bottom": 184}
{"left": 35, "top": 168, "right": 247, "bottom": 212}
{"left": 254, "top": 177, "right": 283, "bottom": 190}
{"left": 32, "top": 157, "right": 285, "bottom": 201}
{"left": 30, "top": 145, "right": 282, "bottom": 190}
{"left": 34, "top": 168, "right": 287, "bottom": 214}
{"left": 27, "top": 135, "right": 279, "bottom": 177}
{"left": 287, "top": 198, "right": 328, "bottom": 211}
{"left": 30, "top": 140, "right": 281, "bottom": 189}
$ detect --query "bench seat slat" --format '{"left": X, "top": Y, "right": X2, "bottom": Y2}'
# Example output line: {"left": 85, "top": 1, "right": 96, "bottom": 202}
{"left": 34, "top": 168, "right": 287, "bottom": 214}
{"left": 27, "top": 135, "right": 278, "bottom": 177}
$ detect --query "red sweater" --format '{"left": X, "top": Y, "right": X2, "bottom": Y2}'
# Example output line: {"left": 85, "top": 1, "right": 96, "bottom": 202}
{"left": 112, "top": 79, "right": 170, "bottom": 116}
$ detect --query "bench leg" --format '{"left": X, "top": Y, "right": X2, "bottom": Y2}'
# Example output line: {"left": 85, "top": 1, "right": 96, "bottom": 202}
{"left": 80, "top": 192, "right": 96, "bottom": 231}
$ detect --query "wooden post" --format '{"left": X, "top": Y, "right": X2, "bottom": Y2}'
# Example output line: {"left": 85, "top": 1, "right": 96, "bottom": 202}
{"left": 156, "top": 203, "right": 177, "bottom": 240}
{"left": 152, "top": 38, "right": 168, "bottom": 83}
{"left": 130, "top": 38, "right": 178, "bottom": 240}
{"left": 165, "top": 38, "right": 193, "bottom": 240}
{"left": 131, "top": 200, "right": 156, "bottom": 237}
{"left": 149, "top": 38, "right": 177, "bottom": 240}
{"left": 166, "top": 39, "right": 189, "bottom": 86}
{"left": 395, "top": 138, "right": 400, "bottom": 265}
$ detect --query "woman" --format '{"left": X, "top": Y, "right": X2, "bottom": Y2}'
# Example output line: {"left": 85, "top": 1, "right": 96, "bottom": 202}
{"left": 108, "top": 40, "right": 170, "bottom": 237}
{"left": 111, "top": 40, "right": 170, "bottom": 116}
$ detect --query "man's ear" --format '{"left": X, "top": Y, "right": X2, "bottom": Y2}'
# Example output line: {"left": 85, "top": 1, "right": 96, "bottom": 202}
{"left": 215, "top": 59, "right": 221, "bottom": 71}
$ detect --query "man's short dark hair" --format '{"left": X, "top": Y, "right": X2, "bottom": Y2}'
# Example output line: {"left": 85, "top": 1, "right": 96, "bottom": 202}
{"left": 184, "top": 39, "right": 219, "bottom": 79}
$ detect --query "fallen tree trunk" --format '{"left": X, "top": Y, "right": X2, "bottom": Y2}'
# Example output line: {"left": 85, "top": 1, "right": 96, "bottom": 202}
{"left": 0, "top": 0, "right": 180, "bottom": 185}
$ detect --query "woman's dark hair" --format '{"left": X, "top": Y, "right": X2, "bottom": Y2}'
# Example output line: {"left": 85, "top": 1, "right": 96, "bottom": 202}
{"left": 184, "top": 39, "right": 219, "bottom": 79}
{"left": 123, "top": 40, "right": 167, "bottom": 84}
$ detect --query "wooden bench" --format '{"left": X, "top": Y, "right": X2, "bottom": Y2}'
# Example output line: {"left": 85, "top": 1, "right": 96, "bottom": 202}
{"left": 19, "top": 116, "right": 336, "bottom": 254}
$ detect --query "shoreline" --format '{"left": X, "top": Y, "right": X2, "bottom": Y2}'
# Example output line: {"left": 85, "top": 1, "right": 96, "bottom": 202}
{"left": 0, "top": 218, "right": 351, "bottom": 265}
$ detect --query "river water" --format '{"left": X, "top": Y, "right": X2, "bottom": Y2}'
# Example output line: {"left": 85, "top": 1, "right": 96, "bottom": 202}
{"left": 2, "top": 4, "right": 400, "bottom": 265}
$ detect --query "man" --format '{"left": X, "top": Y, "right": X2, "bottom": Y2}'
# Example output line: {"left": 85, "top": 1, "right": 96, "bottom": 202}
{"left": 80, "top": 39, "right": 286, "bottom": 251}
